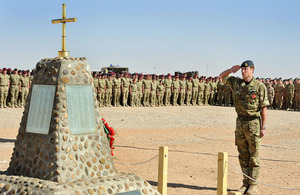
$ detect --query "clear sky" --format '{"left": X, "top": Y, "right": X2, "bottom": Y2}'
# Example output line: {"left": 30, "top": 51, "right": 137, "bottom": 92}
{"left": 0, "top": 0, "right": 300, "bottom": 78}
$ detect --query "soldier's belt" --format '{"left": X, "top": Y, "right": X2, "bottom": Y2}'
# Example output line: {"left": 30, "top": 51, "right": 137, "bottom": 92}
{"left": 21, "top": 85, "right": 29, "bottom": 87}
{"left": 237, "top": 115, "right": 260, "bottom": 121}
{"left": 0, "top": 85, "right": 8, "bottom": 87}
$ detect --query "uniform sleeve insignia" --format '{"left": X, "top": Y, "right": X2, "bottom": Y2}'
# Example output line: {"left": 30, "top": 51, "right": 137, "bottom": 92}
{"left": 252, "top": 94, "right": 256, "bottom": 98}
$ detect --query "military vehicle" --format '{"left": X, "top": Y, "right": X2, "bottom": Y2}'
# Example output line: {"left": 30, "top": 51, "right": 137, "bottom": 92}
{"left": 174, "top": 71, "right": 199, "bottom": 77}
{"left": 101, "top": 64, "right": 129, "bottom": 74}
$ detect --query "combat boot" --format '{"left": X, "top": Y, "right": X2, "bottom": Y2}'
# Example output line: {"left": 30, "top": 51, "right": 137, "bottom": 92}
{"left": 237, "top": 183, "right": 249, "bottom": 194}
{"left": 246, "top": 185, "right": 258, "bottom": 195}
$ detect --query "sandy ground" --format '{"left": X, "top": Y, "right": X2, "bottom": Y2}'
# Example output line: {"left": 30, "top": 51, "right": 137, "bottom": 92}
{"left": 0, "top": 106, "right": 300, "bottom": 195}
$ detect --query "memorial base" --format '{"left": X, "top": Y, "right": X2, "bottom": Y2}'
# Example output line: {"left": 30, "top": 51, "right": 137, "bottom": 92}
{"left": 0, "top": 172, "right": 159, "bottom": 195}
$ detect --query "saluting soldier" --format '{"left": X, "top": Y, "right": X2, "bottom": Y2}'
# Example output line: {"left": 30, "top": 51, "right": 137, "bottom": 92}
{"left": 19, "top": 70, "right": 30, "bottom": 108}
{"left": 0, "top": 68, "right": 10, "bottom": 108}
{"left": 9, "top": 68, "right": 21, "bottom": 108}
{"left": 219, "top": 60, "right": 269, "bottom": 195}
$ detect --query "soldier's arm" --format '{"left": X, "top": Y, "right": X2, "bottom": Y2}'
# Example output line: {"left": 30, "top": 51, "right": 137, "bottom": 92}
{"left": 260, "top": 106, "right": 267, "bottom": 138}
{"left": 219, "top": 65, "right": 240, "bottom": 80}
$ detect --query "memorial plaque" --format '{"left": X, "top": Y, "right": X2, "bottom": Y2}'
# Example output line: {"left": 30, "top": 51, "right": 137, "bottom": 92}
{"left": 116, "top": 190, "right": 141, "bottom": 195}
{"left": 66, "top": 85, "right": 96, "bottom": 134}
{"left": 26, "top": 85, "right": 56, "bottom": 134}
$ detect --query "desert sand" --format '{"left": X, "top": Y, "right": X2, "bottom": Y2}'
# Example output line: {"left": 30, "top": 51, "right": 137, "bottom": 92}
{"left": 0, "top": 106, "right": 300, "bottom": 195}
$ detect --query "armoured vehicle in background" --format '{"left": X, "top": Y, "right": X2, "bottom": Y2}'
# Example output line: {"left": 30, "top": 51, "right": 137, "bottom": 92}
{"left": 174, "top": 71, "right": 199, "bottom": 77}
{"left": 101, "top": 64, "right": 129, "bottom": 74}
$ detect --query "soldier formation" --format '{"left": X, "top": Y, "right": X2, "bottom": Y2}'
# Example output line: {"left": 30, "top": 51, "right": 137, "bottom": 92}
{"left": 0, "top": 68, "right": 32, "bottom": 108}
{"left": 0, "top": 68, "right": 299, "bottom": 111}
{"left": 91, "top": 71, "right": 300, "bottom": 111}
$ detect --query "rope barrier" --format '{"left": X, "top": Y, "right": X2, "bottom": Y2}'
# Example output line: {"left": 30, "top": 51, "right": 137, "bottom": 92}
{"left": 114, "top": 154, "right": 159, "bottom": 166}
{"left": 227, "top": 160, "right": 300, "bottom": 191}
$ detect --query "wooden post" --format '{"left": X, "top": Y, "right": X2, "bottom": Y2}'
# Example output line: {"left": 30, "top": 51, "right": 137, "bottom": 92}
{"left": 217, "top": 152, "right": 228, "bottom": 195}
{"left": 158, "top": 146, "right": 168, "bottom": 195}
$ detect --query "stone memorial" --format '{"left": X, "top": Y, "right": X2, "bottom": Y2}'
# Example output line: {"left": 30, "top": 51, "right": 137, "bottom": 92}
{"left": 0, "top": 4, "right": 160, "bottom": 195}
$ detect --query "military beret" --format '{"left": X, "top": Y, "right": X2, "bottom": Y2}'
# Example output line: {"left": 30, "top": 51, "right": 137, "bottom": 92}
{"left": 241, "top": 60, "right": 254, "bottom": 68}
{"left": 8, "top": 68, "right": 11, "bottom": 71}
{"left": 14, "top": 68, "right": 18, "bottom": 71}
{"left": 167, "top": 73, "right": 171, "bottom": 77}
{"left": 2, "top": 68, "right": 7, "bottom": 71}
{"left": 22, "top": 70, "right": 27, "bottom": 74}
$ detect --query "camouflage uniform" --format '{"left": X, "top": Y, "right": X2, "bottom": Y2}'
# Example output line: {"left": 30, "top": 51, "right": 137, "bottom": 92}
{"left": 204, "top": 81, "right": 211, "bottom": 106}
{"left": 197, "top": 80, "right": 205, "bottom": 105}
{"left": 142, "top": 78, "right": 151, "bottom": 106}
{"left": 156, "top": 82, "right": 164, "bottom": 106}
{"left": 112, "top": 77, "right": 122, "bottom": 106}
{"left": 209, "top": 81, "right": 217, "bottom": 105}
{"left": 0, "top": 74, "right": 10, "bottom": 108}
{"left": 150, "top": 79, "right": 157, "bottom": 106}
{"left": 172, "top": 78, "right": 180, "bottom": 106}
{"left": 191, "top": 77, "right": 199, "bottom": 105}
{"left": 266, "top": 84, "right": 275, "bottom": 109}
{"left": 179, "top": 78, "right": 186, "bottom": 106}
{"left": 121, "top": 76, "right": 130, "bottom": 106}
{"left": 217, "top": 81, "right": 224, "bottom": 106}
{"left": 9, "top": 74, "right": 20, "bottom": 108}
{"left": 223, "top": 75, "right": 269, "bottom": 186}
{"left": 164, "top": 78, "right": 172, "bottom": 106}
{"left": 105, "top": 77, "right": 113, "bottom": 106}
{"left": 294, "top": 81, "right": 300, "bottom": 110}
{"left": 20, "top": 75, "right": 30, "bottom": 107}
{"left": 98, "top": 77, "right": 106, "bottom": 106}
{"left": 186, "top": 79, "right": 193, "bottom": 106}
{"left": 136, "top": 79, "right": 143, "bottom": 106}
{"left": 284, "top": 82, "right": 294, "bottom": 110}
{"left": 129, "top": 81, "right": 138, "bottom": 106}
{"left": 275, "top": 82, "right": 285, "bottom": 109}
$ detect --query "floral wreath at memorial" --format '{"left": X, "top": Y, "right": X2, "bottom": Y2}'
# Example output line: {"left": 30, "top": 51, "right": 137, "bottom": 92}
{"left": 102, "top": 118, "right": 116, "bottom": 156}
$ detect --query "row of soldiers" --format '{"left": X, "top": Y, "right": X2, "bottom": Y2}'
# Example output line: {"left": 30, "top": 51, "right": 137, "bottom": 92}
{"left": 92, "top": 72, "right": 234, "bottom": 108}
{"left": 92, "top": 72, "right": 300, "bottom": 111}
{"left": 0, "top": 68, "right": 32, "bottom": 108}
{"left": 1, "top": 68, "right": 299, "bottom": 111}
{"left": 261, "top": 77, "right": 300, "bottom": 111}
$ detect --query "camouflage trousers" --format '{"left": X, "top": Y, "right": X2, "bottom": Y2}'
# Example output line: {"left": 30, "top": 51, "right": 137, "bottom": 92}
{"left": 9, "top": 85, "right": 19, "bottom": 107}
{"left": 179, "top": 90, "right": 185, "bottom": 105}
{"left": 113, "top": 89, "right": 121, "bottom": 106}
{"left": 172, "top": 90, "right": 179, "bottom": 106}
{"left": 0, "top": 86, "right": 9, "bottom": 107}
{"left": 122, "top": 88, "right": 129, "bottom": 106}
{"left": 186, "top": 91, "right": 192, "bottom": 105}
{"left": 192, "top": 88, "right": 198, "bottom": 105}
{"left": 236, "top": 116, "right": 261, "bottom": 185}
{"left": 150, "top": 91, "right": 156, "bottom": 106}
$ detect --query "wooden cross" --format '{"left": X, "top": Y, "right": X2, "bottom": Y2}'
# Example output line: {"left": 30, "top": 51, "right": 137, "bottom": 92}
{"left": 52, "top": 4, "right": 77, "bottom": 57}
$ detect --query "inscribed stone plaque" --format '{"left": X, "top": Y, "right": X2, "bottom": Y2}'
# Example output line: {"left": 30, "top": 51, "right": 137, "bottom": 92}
{"left": 116, "top": 191, "right": 141, "bottom": 195}
{"left": 26, "top": 85, "right": 56, "bottom": 134}
{"left": 66, "top": 85, "right": 96, "bottom": 134}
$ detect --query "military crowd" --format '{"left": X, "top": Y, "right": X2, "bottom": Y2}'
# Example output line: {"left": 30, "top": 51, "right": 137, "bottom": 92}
{"left": 0, "top": 68, "right": 32, "bottom": 108}
{"left": 92, "top": 72, "right": 300, "bottom": 111}
{"left": 0, "top": 68, "right": 299, "bottom": 111}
